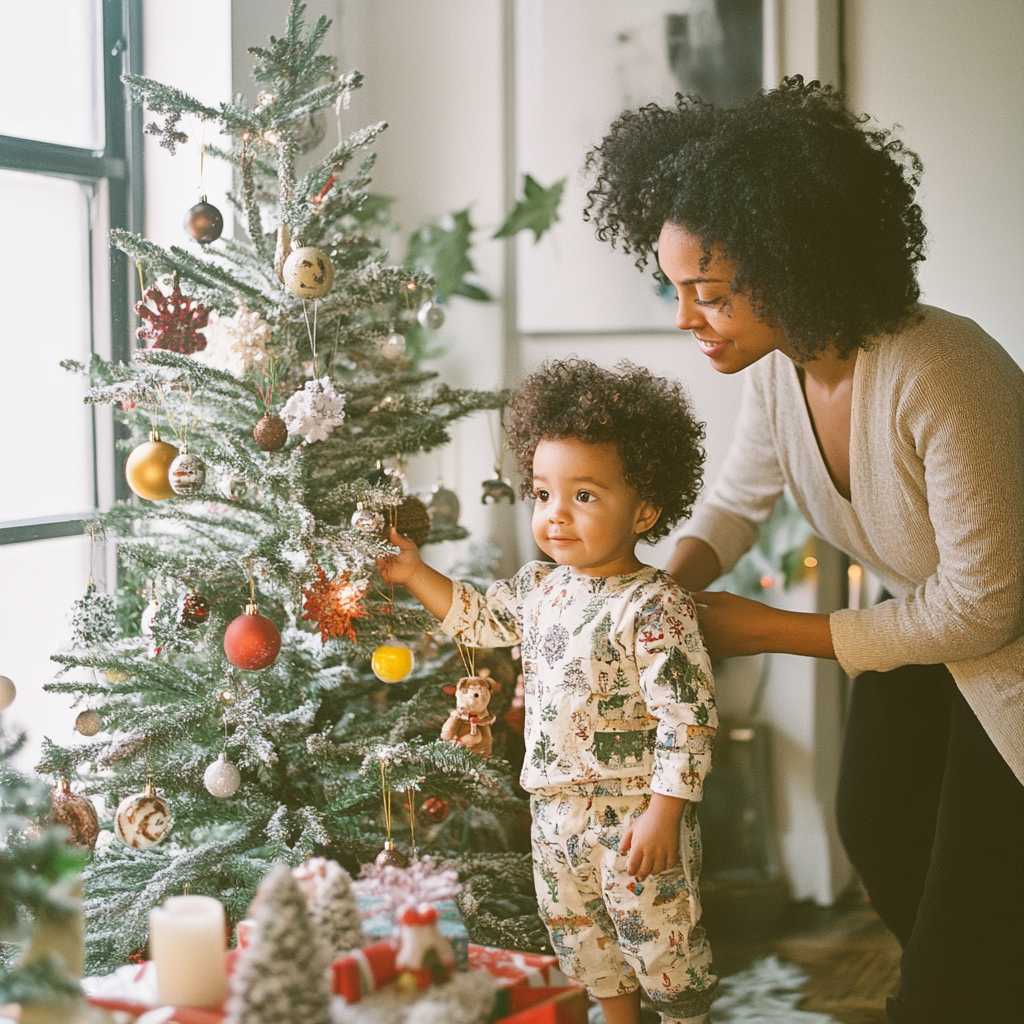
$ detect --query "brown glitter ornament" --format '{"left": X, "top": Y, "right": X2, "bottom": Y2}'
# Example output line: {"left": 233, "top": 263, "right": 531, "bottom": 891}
{"left": 375, "top": 838, "right": 408, "bottom": 869}
{"left": 136, "top": 278, "right": 209, "bottom": 354}
{"left": 184, "top": 199, "right": 224, "bottom": 243}
{"left": 74, "top": 709, "right": 102, "bottom": 736}
{"left": 254, "top": 413, "right": 288, "bottom": 451}
{"left": 381, "top": 495, "right": 431, "bottom": 547}
{"left": 48, "top": 777, "right": 100, "bottom": 851}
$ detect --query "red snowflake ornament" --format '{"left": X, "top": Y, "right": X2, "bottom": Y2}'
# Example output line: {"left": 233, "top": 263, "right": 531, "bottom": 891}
{"left": 301, "top": 567, "right": 370, "bottom": 643}
{"left": 136, "top": 280, "right": 209, "bottom": 354}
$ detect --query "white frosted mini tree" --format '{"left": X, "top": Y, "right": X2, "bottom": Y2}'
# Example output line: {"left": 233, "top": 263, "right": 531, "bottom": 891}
{"left": 310, "top": 861, "right": 364, "bottom": 960}
{"left": 227, "top": 864, "right": 331, "bottom": 1024}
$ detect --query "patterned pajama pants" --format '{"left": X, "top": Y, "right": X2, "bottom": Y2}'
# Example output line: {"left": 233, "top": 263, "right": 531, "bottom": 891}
{"left": 530, "top": 792, "right": 718, "bottom": 1024}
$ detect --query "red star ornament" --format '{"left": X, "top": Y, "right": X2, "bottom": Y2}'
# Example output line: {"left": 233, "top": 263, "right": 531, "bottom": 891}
{"left": 301, "top": 567, "right": 370, "bottom": 643}
{"left": 136, "top": 280, "right": 209, "bottom": 354}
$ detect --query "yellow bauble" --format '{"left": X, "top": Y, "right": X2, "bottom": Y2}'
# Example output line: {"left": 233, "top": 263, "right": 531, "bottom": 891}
{"left": 125, "top": 435, "right": 178, "bottom": 500}
{"left": 282, "top": 246, "right": 335, "bottom": 299}
{"left": 371, "top": 641, "right": 415, "bottom": 683}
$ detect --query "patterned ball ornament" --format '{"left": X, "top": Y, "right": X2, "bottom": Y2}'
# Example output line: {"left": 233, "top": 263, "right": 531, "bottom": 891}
{"left": 114, "top": 783, "right": 172, "bottom": 849}
{"left": 0, "top": 675, "right": 16, "bottom": 710}
{"left": 351, "top": 503, "right": 385, "bottom": 535}
{"left": 371, "top": 640, "right": 414, "bottom": 684}
{"left": 224, "top": 604, "right": 281, "bottom": 670}
{"left": 48, "top": 777, "right": 100, "bottom": 851}
{"left": 168, "top": 446, "right": 207, "bottom": 495}
{"left": 203, "top": 753, "right": 241, "bottom": 798}
{"left": 126, "top": 433, "right": 178, "bottom": 501}
{"left": 282, "top": 246, "right": 335, "bottom": 299}
{"left": 184, "top": 200, "right": 224, "bottom": 244}
{"left": 253, "top": 413, "right": 288, "bottom": 452}
{"left": 74, "top": 709, "right": 102, "bottom": 736}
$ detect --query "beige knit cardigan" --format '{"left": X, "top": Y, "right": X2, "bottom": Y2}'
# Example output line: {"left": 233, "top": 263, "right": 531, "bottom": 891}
{"left": 677, "top": 305, "right": 1024, "bottom": 784}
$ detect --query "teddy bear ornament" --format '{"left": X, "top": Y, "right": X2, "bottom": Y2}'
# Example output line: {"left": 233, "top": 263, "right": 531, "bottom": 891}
{"left": 441, "top": 670, "right": 499, "bottom": 757}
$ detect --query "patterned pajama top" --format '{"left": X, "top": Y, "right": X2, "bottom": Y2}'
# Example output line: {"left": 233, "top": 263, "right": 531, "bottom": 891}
{"left": 439, "top": 562, "right": 717, "bottom": 800}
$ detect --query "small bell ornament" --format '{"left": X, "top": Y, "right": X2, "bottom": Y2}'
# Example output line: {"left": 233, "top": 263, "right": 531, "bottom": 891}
{"left": 204, "top": 753, "right": 241, "bottom": 798}
{"left": 126, "top": 432, "right": 178, "bottom": 501}
{"left": 351, "top": 503, "right": 385, "bottom": 535}
{"left": 114, "top": 782, "right": 172, "bottom": 849}
{"left": 417, "top": 299, "right": 444, "bottom": 330}
{"left": 224, "top": 603, "right": 281, "bottom": 670}
{"left": 375, "top": 838, "right": 408, "bottom": 869}
{"left": 0, "top": 675, "right": 16, "bottom": 710}
{"left": 48, "top": 777, "right": 100, "bottom": 851}
{"left": 379, "top": 331, "right": 406, "bottom": 360}
{"left": 371, "top": 640, "right": 415, "bottom": 684}
{"left": 282, "top": 245, "right": 335, "bottom": 299}
{"left": 254, "top": 413, "right": 288, "bottom": 452}
{"left": 180, "top": 590, "right": 210, "bottom": 629}
{"left": 74, "top": 709, "right": 102, "bottom": 736}
{"left": 168, "top": 444, "right": 207, "bottom": 496}
{"left": 184, "top": 198, "right": 224, "bottom": 243}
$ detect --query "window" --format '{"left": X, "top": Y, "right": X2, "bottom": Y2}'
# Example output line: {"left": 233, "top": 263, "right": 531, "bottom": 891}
{"left": 0, "top": 0, "right": 142, "bottom": 767}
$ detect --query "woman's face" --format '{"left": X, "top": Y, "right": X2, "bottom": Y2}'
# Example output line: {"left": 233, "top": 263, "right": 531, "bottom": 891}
{"left": 657, "top": 222, "right": 795, "bottom": 373}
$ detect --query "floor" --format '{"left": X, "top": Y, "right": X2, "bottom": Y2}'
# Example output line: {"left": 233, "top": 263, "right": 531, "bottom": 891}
{"left": 707, "top": 884, "right": 902, "bottom": 1024}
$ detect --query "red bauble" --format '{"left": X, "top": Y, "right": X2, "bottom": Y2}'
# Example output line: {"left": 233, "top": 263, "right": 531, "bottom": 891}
{"left": 224, "top": 604, "right": 281, "bottom": 670}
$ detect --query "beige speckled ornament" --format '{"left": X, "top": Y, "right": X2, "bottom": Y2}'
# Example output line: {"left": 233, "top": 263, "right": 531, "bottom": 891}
{"left": 114, "top": 783, "right": 172, "bottom": 849}
{"left": 282, "top": 246, "right": 335, "bottom": 299}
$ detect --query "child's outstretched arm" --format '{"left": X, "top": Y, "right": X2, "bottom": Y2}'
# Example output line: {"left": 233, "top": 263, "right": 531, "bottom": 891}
{"left": 376, "top": 528, "right": 454, "bottom": 621}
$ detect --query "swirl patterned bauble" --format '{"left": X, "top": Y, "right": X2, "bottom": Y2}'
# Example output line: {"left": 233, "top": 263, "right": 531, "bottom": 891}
{"left": 203, "top": 753, "right": 241, "bottom": 798}
{"left": 48, "top": 777, "right": 100, "bottom": 850}
{"left": 125, "top": 434, "right": 178, "bottom": 501}
{"left": 168, "top": 448, "right": 207, "bottom": 495}
{"left": 282, "top": 246, "right": 335, "bottom": 299}
{"left": 224, "top": 604, "right": 281, "bottom": 670}
{"left": 114, "top": 783, "right": 172, "bottom": 849}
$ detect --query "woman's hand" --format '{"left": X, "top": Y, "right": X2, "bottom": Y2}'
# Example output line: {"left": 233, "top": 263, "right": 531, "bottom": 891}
{"left": 691, "top": 589, "right": 836, "bottom": 660}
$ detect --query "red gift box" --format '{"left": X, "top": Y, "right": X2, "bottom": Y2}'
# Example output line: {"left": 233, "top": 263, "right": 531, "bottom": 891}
{"left": 467, "top": 945, "right": 570, "bottom": 989}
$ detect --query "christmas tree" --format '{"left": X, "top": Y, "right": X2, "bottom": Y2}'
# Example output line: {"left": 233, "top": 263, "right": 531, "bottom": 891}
{"left": 36, "top": 2, "right": 549, "bottom": 973}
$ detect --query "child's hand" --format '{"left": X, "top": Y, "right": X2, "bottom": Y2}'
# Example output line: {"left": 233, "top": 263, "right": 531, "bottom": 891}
{"left": 620, "top": 794, "right": 687, "bottom": 881}
{"left": 375, "top": 528, "right": 424, "bottom": 586}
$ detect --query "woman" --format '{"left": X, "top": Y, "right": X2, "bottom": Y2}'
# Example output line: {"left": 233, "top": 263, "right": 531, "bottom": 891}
{"left": 584, "top": 77, "right": 1024, "bottom": 1024}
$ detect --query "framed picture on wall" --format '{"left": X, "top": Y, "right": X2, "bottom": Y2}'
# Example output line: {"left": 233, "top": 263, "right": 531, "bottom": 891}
{"left": 515, "top": 0, "right": 776, "bottom": 335}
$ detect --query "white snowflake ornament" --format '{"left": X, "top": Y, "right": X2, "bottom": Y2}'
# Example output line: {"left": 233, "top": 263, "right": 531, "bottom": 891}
{"left": 281, "top": 377, "right": 346, "bottom": 443}
{"left": 193, "top": 299, "right": 272, "bottom": 377}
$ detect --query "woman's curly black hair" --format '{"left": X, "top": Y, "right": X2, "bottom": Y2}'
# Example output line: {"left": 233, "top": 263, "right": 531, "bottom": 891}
{"left": 505, "top": 359, "right": 704, "bottom": 542}
{"left": 584, "top": 76, "right": 927, "bottom": 359}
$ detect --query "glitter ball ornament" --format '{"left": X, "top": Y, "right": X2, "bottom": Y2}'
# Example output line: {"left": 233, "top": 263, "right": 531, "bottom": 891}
{"left": 387, "top": 495, "right": 432, "bottom": 547}
{"left": 168, "top": 446, "right": 207, "bottom": 495}
{"left": 180, "top": 590, "right": 210, "bottom": 629}
{"left": 253, "top": 413, "right": 288, "bottom": 451}
{"left": 74, "top": 709, "right": 102, "bottom": 736}
{"left": 136, "top": 279, "right": 209, "bottom": 353}
{"left": 184, "top": 199, "right": 224, "bottom": 243}
{"left": 224, "top": 604, "right": 281, "bottom": 670}
{"left": 282, "top": 246, "right": 335, "bottom": 299}
{"left": 126, "top": 433, "right": 178, "bottom": 500}
{"left": 351, "top": 503, "right": 385, "bottom": 534}
{"left": 379, "top": 332, "right": 406, "bottom": 360}
{"left": 417, "top": 299, "right": 445, "bottom": 330}
{"left": 428, "top": 486, "right": 461, "bottom": 527}
{"left": 375, "top": 838, "right": 408, "bottom": 869}
{"left": 371, "top": 641, "right": 415, "bottom": 683}
{"left": 421, "top": 796, "right": 450, "bottom": 823}
{"left": 140, "top": 598, "right": 160, "bottom": 636}
{"left": 203, "top": 753, "right": 241, "bottom": 798}
{"left": 48, "top": 777, "right": 100, "bottom": 851}
{"left": 281, "top": 377, "right": 346, "bottom": 443}
{"left": 114, "top": 783, "right": 172, "bottom": 849}
{"left": 0, "top": 675, "right": 16, "bottom": 710}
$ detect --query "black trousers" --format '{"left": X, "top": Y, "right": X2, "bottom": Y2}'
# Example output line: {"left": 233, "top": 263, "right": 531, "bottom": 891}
{"left": 835, "top": 664, "right": 1024, "bottom": 1024}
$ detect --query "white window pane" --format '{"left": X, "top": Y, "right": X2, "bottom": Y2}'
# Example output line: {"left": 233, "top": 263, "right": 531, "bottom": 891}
{"left": 0, "top": 535, "right": 89, "bottom": 773}
{"left": 0, "top": 0, "right": 105, "bottom": 150}
{"left": 0, "top": 170, "right": 96, "bottom": 521}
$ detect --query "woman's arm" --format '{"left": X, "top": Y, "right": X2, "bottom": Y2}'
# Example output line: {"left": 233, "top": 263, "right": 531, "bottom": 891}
{"left": 664, "top": 536, "right": 723, "bottom": 592}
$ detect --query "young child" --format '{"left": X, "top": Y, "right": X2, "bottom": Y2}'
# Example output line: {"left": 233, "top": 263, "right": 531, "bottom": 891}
{"left": 378, "top": 359, "right": 718, "bottom": 1024}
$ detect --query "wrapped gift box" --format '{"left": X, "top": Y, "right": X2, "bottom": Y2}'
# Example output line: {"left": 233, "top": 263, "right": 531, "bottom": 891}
{"left": 466, "top": 945, "right": 570, "bottom": 989}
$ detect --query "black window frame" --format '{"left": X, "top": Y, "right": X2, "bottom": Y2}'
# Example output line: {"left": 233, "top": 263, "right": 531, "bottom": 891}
{"left": 0, "top": 0, "right": 143, "bottom": 546}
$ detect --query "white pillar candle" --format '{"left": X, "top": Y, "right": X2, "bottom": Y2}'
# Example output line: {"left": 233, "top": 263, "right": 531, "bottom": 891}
{"left": 149, "top": 895, "right": 228, "bottom": 1007}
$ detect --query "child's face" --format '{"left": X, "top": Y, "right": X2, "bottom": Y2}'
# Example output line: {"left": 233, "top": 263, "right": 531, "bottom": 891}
{"left": 530, "top": 437, "right": 661, "bottom": 577}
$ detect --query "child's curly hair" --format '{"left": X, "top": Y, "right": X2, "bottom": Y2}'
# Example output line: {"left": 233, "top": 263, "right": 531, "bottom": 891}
{"left": 505, "top": 359, "right": 704, "bottom": 542}
{"left": 583, "top": 76, "right": 927, "bottom": 359}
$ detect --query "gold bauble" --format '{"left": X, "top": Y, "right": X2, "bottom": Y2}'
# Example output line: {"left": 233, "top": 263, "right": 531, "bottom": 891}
{"left": 371, "top": 642, "right": 415, "bottom": 684}
{"left": 125, "top": 434, "right": 178, "bottom": 501}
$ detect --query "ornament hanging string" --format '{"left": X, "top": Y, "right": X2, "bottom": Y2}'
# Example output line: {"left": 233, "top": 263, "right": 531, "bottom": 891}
{"left": 457, "top": 643, "right": 476, "bottom": 679}
{"left": 401, "top": 780, "right": 419, "bottom": 855}
{"left": 380, "top": 759, "right": 393, "bottom": 840}
{"left": 301, "top": 298, "right": 320, "bottom": 377}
